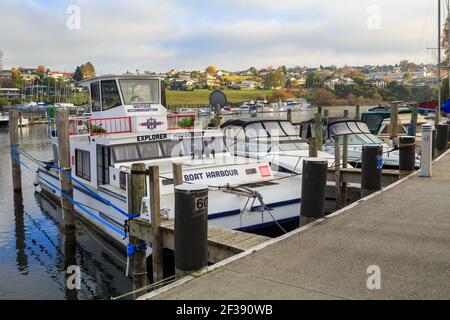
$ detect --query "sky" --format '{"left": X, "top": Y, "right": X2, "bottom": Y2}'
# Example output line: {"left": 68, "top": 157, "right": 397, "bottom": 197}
{"left": 0, "top": 0, "right": 444, "bottom": 73}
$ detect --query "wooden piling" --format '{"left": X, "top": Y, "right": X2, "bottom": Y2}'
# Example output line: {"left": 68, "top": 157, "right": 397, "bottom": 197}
{"left": 9, "top": 110, "right": 22, "bottom": 192}
{"left": 410, "top": 103, "right": 419, "bottom": 137}
{"left": 148, "top": 165, "right": 163, "bottom": 284}
{"left": 324, "top": 109, "right": 329, "bottom": 118}
{"left": 314, "top": 112, "right": 323, "bottom": 152}
{"left": 308, "top": 138, "right": 318, "bottom": 158}
{"left": 128, "top": 163, "right": 148, "bottom": 295}
{"left": 334, "top": 136, "right": 342, "bottom": 209}
{"left": 390, "top": 104, "right": 399, "bottom": 144}
{"left": 355, "top": 104, "right": 361, "bottom": 120}
{"left": 342, "top": 134, "right": 349, "bottom": 206}
{"left": 55, "top": 110, "right": 75, "bottom": 228}
{"left": 287, "top": 109, "right": 292, "bottom": 122}
{"left": 172, "top": 162, "right": 183, "bottom": 187}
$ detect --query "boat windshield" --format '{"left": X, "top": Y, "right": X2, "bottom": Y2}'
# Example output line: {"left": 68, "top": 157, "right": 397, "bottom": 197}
{"left": 244, "top": 121, "right": 298, "bottom": 139}
{"left": 336, "top": 133, "right": 383, "bottom": 145}
{"left": 119, "top": 79, "right": 159, "bottom": 104}
{"left": 233, "top": 140, "right": 309, "bottom": 153}
{"left": 112, "top": 136, "right": 226, "bottom": 163}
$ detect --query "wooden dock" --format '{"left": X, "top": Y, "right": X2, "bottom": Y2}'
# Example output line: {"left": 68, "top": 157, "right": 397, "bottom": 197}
{"left": 129, "top": 218, "right": 270, "bottom": 264}
{"left": 139, "top": 150, "right": 450, "bottom": 300}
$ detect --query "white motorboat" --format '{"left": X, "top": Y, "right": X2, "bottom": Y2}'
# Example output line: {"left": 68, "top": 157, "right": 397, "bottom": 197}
{"left": 36, "top": 75, "right": 303, "bottom": 252}
{"left": 299, "top": 118, "right": 421, "bottom": 169}
{"left": 220, "top": 119, "right": 337, "bottom": 173}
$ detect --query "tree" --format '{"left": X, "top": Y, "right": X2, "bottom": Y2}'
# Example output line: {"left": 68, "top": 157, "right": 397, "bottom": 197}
{"left": 11, "top": 67, "right": 21, "bottom": 79}
{"left": 205, "top": 66, "right": 217, "bottom": 75}
{"left": 73, "top": 66, "right": 83, "bottom": 82}
{"left": 263, "top": 67, "right": 286, "bottom": 89}
{"left": 249, "top": 67, "right": 259, "bottom": 76}
{"left": 36, "top": 65, "right": 46, "bottom": 77}
{"left": 306, "top": 71, "right": 323, "bottom": 88}
{"left": 80, "top": 62, "right": 96, "bottom": 79}
{"left": 314, "top": 88, "right": 336, "bottom": 106}
{"left": 442, "top": 18, "right": 449, "bottom": 66}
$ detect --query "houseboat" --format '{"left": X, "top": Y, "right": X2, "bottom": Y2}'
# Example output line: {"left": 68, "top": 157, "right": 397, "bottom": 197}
{"left": 36, "top": 75, "right": 303, "bottom": 251}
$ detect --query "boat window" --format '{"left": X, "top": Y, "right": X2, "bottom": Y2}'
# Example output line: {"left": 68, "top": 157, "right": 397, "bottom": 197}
{"left": 119, "top": 79, "right": 159, "bottom": 104}
{"left": 75, "top": 149, "right": 91, "bottom": 181}
{"left": 263, "top": 122, "right": 284, "bottom": 137}
{"left": 138, "top": 142, "right": 164, "bottom": 159}
{"left": 160, "top": 140, "right": 184, "bottom": 157}
{"left": 101, "top": 80, "right": 122, "bottom": 111}
{"left": 245, "top": 123, "right": 267, "bottom": 139}
{"left": 338, "top": 134, "right": 383, "bottom": 145}
{"left": 113, "top": 144, "right": 140, "bottom": 162}
{"left": 280, "top": 142, "right": 309, "bottom": 151}
{"left": 280, "top": 121, "right": 297, "bottom": 136}
{"left": 203, "top": 136, "right": 227, "bottom": 154}
{"left": 91, "top": 82, "right": 101, "bottom": 112}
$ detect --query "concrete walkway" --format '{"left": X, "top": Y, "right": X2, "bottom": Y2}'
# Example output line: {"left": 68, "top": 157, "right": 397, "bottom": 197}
{"left": 146, "top": 151, "right": 450, "bottom": 300}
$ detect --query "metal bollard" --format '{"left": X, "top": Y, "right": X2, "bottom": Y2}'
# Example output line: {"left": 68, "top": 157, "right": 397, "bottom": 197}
{"left": 361, "top": 145, "right": 383, "bottom": 197}
{"left": 421, "top": 124, "right": 433, "bottom": 177}
{"left": 399, "top": 136, "right": 416, "bottom": 173}
{"left": 300, "top": 159, "right": 328, "bottom": 226}
{"left": 436, "top": 124, "right": 449, "bottom": 154}
{"left": 175, "top": 184, "right": 208, "bottom": 279}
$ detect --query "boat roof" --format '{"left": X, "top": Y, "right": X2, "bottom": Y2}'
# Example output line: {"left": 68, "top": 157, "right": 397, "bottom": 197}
{"left": 327, "top": 119, "right": 371, "bottom": 137}
{"left": 220, "top": 119, "right": 289, "bottom": 129}
{"left": 78, "top": 74, "right": 163, "bottom": 86}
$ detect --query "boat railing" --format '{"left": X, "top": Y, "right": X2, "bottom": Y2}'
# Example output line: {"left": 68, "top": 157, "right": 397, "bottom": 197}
{"left": 167, "top": 113, "right": 197, "bottom": 130}
{"left": 89, "top": 116, "right": 132, "bottom": 136}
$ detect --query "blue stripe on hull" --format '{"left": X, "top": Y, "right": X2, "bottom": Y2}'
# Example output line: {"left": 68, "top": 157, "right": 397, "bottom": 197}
{"left": 38, "top": 168, "right": 301, "bottom": 231}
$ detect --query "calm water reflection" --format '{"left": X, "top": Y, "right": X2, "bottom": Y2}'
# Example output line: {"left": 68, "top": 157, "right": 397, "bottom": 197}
{"left": 0, "top": 125, "right": 132, "bottom": 300}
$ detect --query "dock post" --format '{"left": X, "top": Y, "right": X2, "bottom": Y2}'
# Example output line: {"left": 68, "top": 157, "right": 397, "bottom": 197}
{"left": 420, "top": 124, "right": 433, "bottom": 177}
{"left": 128, "top": 163, "right": 148, "bottom": 295}
{"left": 300, "top": 159, "right": 327, "bottom": 227}
{"left": 55, "top": 110, "right": 75, "bottom": 228}
{"left": 323, "top": 109, "right": 329, "bottom": 118}
{"left": 308, "top": 138, "right": 318, "bottom": 157}
{"left": 436, "top": 123, "right": 449, "bottom": 156}
{"left": 318, "top": 106, "right": 323, "bottom": 115}
{"left": 410, "top": 103, "right": 419, "bottom": 137}
{"left": 175, "top": 184, "right": 209, "bottom": 279}
{"left": 399, "top": 136, "right": 416, "bottom": 175}
{"left": 341, "top": 135, "right": 349, "bottom": 206}
{"left": 390, "top": 104, "right": 399, "bottom": 145}
{"left": 361, "top": 145, "right": 382, "bottom": 197}
{"left": 355, "top": 104, "right": 360, "bottom": 120}
{"left": 315, "top": 112, "right": 323, "bottom": 152}
{"left": 287, "top": 109, "right": 292, "bottom": 122}
{"left": 334, "top": 136, "right": 342, "bottom": 209}
{"left": 9, "top": 110, "right": 22, "bottom": 192}
{"left": 172, "top": 162, "right": 183, "bottom": 187}
{"left": 344, "top": 109, "right": 349, "bottom": 118}
{"left": 148, "top": 165, "right": 163, "bottom": 284}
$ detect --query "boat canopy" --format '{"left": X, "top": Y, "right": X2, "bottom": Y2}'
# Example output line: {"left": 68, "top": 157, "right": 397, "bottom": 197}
{"left": 220, "top": 119, "right": 298, "bottom": 140}
{"left": 327, "top": 119, "right": 371, "bottom": 137}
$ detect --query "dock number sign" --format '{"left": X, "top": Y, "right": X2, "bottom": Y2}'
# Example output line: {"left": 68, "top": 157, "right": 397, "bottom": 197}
{"left": 195, "top": 195, "right": 208, "bottom": 212}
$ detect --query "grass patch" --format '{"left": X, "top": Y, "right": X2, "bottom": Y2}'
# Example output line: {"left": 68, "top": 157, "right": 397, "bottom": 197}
{"left": 165, "top": 89, "right": 273, "bottom": 107}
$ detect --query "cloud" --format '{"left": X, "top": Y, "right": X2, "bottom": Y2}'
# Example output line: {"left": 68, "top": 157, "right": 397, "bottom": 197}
{"left": 0, "top": 0, "right": 439, "bottom": 73}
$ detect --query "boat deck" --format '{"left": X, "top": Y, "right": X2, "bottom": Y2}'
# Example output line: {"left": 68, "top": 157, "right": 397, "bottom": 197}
{"left": 141, "top": 149, "right": 450, "bottom": 299}
{"left": 129, "top": 218, "right": 270, "bottom": 264}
